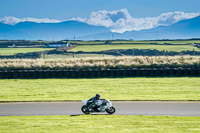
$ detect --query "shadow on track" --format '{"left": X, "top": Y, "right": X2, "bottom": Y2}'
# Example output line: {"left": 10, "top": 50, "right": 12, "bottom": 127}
{"left": 70, "top": 114, "right": 110, "bottom": 116}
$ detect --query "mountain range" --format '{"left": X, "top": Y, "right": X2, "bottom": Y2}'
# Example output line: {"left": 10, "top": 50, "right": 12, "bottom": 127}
{"left": 0, "top": 21, "right": 109, "bottom": 40}
{"left": 0, "top": 16, "right": 200, "bottom": 40}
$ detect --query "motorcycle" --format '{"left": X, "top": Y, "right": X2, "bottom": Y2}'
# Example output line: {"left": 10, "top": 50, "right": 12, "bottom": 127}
{"left": 81, "top": 99, "right": 116, "bottom": 114}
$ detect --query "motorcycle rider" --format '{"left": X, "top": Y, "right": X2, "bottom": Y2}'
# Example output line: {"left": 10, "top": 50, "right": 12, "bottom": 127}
{"left": 87, "top": 94, "right": 101, "bottom": 111}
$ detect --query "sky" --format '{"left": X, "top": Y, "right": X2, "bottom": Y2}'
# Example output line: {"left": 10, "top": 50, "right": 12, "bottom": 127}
{"left": 0, "top": 0, "right": 199, "bottom": 19}
{"left": 0, "top": 0, "right": 200, "bottom": 33}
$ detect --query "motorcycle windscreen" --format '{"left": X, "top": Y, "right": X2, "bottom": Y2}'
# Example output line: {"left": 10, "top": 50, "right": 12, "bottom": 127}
{"left": 82, "top": 100, "right": 87, "bottom": 104}
{"left": 96, "top": 100, "right": 103, "bottom": 106}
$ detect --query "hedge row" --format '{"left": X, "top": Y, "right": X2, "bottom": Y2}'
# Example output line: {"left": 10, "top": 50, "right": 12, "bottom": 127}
{"left": 0, "top": 68, "right": 199, "bottom": 79}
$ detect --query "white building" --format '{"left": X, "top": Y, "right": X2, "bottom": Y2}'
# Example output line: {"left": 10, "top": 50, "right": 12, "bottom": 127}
{"left": 46, "top": 42, "right": 69, "bottom": 48}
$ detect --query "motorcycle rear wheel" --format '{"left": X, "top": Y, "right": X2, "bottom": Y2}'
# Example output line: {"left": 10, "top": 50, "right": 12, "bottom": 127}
{"left": 106, "top": 107, "right": 115, "bottom": 114}
{"left": 81, "top": 105, "right": 90, "bottom": 114}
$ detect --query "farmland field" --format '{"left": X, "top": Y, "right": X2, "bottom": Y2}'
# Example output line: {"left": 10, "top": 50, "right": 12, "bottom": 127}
{"left": 69, "top": 44, "right": 200, "bottom": 52}
{"left": 0, "top": 115, "right": 200, "bottom": 133}
{"left": 0, "top": 48, "right": 54, "bottom": 55}
{"left": 70, "top": 40, "right": 106, "bottom": 44}
{"left": 44, "top": 54, "right": 114, "bottom": 59}
{"left": 111, "top": 40, "right": 200, "bottom": 44}
{"left": 0, "top": 77, "right": 199, "bottom": 101}
{"left": 72, "top": 40, "right": 200, "bottom": 45}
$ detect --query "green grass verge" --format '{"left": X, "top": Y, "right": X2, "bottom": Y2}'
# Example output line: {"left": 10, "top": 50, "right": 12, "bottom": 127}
{"left": 69, "top": 44, "right": 199, "bottom": 52}
{"left": 0, "top": 115, "right": 200, "bottom": 133}
{"left": 0, "top": 78, "right": 199, "bottom": 101}
{"left": 0, "top": 48, "right": 54, "bottom": 55}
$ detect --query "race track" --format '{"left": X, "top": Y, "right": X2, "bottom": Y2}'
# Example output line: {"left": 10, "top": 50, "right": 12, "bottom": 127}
{"left": 0, "top": 101, "right": 200, "bottom": 116}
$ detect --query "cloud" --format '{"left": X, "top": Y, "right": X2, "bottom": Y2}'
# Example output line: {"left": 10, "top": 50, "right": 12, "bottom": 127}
{"left": 1, "top": 9, "right": 199, "bottom": 33}
{"left": 0, "top": 16, "right": 62, "bottom": 25}
{"left": 72, "top": 9, "right": 200, "bottom": 33}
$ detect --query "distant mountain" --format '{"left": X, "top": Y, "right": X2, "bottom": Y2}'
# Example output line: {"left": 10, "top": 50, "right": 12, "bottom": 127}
{"left": 124, "top": 15, "right": 200, "bottom": 40}
{"left": 122, "top": 15, "right": 200, "bottom": 40}
{"left": 0, "top": 21, "right": 110, "bottom": 40}
{"left": 0, "top": 16, "right": 200, "bottom": 40}
{"left": 77, "top": 16, "right": 200, "bottom": 40}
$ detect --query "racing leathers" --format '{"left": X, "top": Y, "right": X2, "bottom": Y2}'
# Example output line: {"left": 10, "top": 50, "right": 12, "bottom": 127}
{"left": 86, "top": 97, "right": 99, "bottom": 111}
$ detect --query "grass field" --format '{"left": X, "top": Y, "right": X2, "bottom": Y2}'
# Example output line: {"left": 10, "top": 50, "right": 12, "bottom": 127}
{"left": 70, "top": 41, "right": 106, "bottom": 44}
{"left": 72, "top": 40, "right": 200, "bottom": 45}
{"left": 0, "top": 77, "right": 199, "bottom": 101}
{"left": 111, "top": 40, "right": 200, "bottom": 44}
{"left": 44, "top": 54, "right": 114, "bottom": 59}
{"left": 0, "top": 48, "right": 54, "bottom": 55}
{"left": 69, "top": 44, "right": 200, "bottom": 52}
{"left": 0, "top": 115, "right": 200, "bottom": 133}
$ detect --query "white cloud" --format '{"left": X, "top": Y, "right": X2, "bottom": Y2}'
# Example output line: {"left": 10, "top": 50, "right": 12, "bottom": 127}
{"left": 0, "top": 16, "right": 62, "bottom": 25}
{"left": 72, "top": 9, "right": 200, "bottom": 33}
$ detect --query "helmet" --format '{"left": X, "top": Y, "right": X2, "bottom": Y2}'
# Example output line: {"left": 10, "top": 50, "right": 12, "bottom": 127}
{"left": 95, "top": 94, "right": 101, "bottom": 100}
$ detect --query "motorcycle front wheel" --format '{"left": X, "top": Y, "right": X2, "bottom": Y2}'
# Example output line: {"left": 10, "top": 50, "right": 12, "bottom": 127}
{"left": 81, "top": 105, "right": 90, "bottom": 114}
{"left": 106, "top": 107, "right": 115, "bottom": 114}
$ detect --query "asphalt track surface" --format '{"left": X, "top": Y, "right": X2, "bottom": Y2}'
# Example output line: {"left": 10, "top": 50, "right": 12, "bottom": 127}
{"left": 0, "top": 101, "right": 200, "bottom": 116}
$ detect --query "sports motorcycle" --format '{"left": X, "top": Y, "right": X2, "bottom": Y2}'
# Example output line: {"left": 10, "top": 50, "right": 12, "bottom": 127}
{"left": 81, "top": 99, "right": 115, "bottom": 114}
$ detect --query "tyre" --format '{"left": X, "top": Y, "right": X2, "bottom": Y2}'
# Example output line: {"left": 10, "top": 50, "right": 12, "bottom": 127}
{"left": 106, "top": 107, "right": 115, "bottom": 114}
{"left": 81, "top": 105, "right": 90, "bottom": 114}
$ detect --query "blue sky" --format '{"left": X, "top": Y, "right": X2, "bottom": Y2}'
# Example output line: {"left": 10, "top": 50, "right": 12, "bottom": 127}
{"left": 0, "top": 0, "right": 200, "bottom": 19}
{"left": 0, "top": 0, "right": 199, "bottom": 33}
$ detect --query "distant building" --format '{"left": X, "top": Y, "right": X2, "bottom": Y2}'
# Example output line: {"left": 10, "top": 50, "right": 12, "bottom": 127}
{"left": 45, "top": 42, "right": 70, "bottom": 48}
{"left": 10, "top": 44, "right": 16, "bottom": 47}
